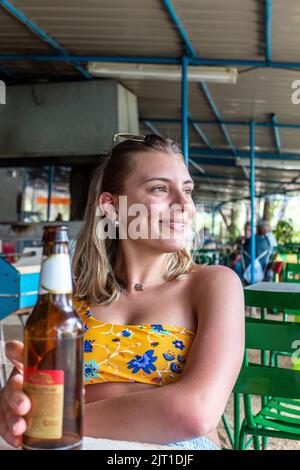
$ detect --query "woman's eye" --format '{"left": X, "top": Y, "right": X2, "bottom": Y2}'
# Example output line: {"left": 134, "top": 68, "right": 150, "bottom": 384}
{"left": 184, "top": 188, "right": 193, "bottom": 195}
{"left": 152, "top": 186, "right": 167, "bottom": 192}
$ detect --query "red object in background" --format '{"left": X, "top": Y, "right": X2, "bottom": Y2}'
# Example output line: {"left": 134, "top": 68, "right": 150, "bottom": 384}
{"left": 1, "top": 242, "right": 16, "bottom": 263}
{"left": 273, "top": 261, "right": 284, "bottom": 281}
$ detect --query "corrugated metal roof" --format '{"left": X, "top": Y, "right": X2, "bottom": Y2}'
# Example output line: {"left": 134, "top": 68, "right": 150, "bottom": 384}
{"left": 0, "top": 6, "right": 50, "bottom": 54}
{"left": 171, "top": 0, "right": 264, "bottom": 60}
{"left": 273, "top": 0, "right": 300, "bottom": 62}
{"left": 205, "top": 68, "right": 300, "bottom": 123}
{"left": 10, "top": 0, "right": 181, "bottom": 57}
{"left": 1, "top": 0, "right": 300, "bottom": 204}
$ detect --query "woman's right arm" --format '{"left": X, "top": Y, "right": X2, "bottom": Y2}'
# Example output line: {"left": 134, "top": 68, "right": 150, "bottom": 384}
{"left": 0, "top": 341, "right": 31, "bottom": 448}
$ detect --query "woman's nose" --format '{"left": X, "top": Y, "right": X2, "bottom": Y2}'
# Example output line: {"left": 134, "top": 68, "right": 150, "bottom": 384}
{"left": 169, "top": 190, "right": 196, "bottom": 216}
{"left": 171, "top": 188, "right": 191, "bottom": 206}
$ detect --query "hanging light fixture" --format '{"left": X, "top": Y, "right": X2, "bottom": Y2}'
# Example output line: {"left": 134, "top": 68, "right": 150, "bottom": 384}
{"left": 87, "top": 62, "right": 238, "bottom": 84}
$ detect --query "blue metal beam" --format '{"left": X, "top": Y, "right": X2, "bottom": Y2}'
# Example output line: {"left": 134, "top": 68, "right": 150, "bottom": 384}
{"left": 192, "top": 172, "right": 300, "bottom": 186}
{"left": 152, "top": 0, "right": 236, "bottom": 164}
{"left": 190, "top": 147, "right": 300, "bottom": 161}
{"left": 161, "top": 2, "right": 194, "bottom": 163}
{"left": 143, "top": 121, "right": 162, "bottom": 136}
{"left": 265, "top": 0, "right": 272, "bottom": 64}
{"left": 181, "top": 56, "right": 189, "bottom": 164}
{"left": 188, "top": 114, "right": 213, "bottom": 149}
{"left": 271, "top": 114, "right": 281, "bottom": 154}
{"left": 250, "top": 121, "right": 256, "bottom": 284}
{"left": 5, "top": 54, "right": 300, "bottom": 70}
{"left": 211, "top": 207, "right": 216, "bottom": 237}
{"left": 0, "top": 55, "right": 181, "bottom": 65}
{"left": 160, "top": 0, "right": 242, "bottom": 170}
{"left": 163, "top": 0, "right": 197, "bottom": 58}
{"left": 0, "top": 0, "right": 91, "bottom": 80}
{"left": 199, "top": 81, "right": 238, "bottom": 157}
{"left": 144, "top": 121, "right": 209, "bottom": 181}
{"left": 145, "top": 117, "right": 300, "bottom": 130}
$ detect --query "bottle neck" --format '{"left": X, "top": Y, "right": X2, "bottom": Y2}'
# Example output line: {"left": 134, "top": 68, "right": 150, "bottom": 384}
{"left": 38, "top": 242, "right": 73, "bottom": 302}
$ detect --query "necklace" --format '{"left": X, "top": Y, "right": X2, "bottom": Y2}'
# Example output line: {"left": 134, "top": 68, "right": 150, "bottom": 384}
{"left": 116, "top": 276, "right": 166, "bottom": 291}
{"left": 133, "top": 283, "right": 144, "bottom": 291}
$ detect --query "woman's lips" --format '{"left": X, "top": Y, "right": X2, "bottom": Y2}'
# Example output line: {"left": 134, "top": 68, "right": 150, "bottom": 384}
{"left": 159, "top": 220, "right": 187, "bottom": 231}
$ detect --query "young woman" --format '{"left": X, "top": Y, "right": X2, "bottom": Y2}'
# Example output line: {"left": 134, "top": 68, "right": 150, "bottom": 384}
{"left": 0, "top": 134, "right": 244, "bottom": 450}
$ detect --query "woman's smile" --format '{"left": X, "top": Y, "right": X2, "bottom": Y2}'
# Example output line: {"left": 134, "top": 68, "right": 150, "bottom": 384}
{"left": 159, "top": 219, "right": 187, "bottom": 232}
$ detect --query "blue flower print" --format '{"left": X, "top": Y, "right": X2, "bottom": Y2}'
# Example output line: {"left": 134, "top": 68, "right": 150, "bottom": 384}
{"left": 119, "top": 329, "right": 133, "bottom": 338}
{"left": 84, "top": 339, "right": 95, "bottom": 353}
{"left": 85, "top": 309, "right": 92, "bottom": 318}
{"left": 172, "top": 340, "right": 185, "bottom": 350}
{"left": 127, "top": 350, "right": 157, "bottom": 374}
{"left": 150, "top": 324, "right": 171, "bottom": 336}
{"left": 83, "top": 322, "right": 89, "bottom": 333}
{"left": 170, "top": 362, "right": 183, "bottom": 374}
{"left": 84, "top": 360, "right": 100, "bottom": 382}
{"left": 150, "top": 324, "right": 164, "bottom": 333}
{"left": 163, "top": 352, "right": 175, "bottom": 361}
{"left": 177, "top": 354, "right": 187, "bottom": 364}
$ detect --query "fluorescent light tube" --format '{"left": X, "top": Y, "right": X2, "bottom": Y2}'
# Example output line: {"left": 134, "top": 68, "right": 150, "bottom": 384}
{"left": 88, "top": 63, "right": 238, "bottom": 84}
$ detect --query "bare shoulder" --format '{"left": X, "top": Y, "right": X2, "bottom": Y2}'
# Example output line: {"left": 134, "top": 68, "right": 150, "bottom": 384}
{"left": 189, "top": 263, "right": 242, "bottom": 288}
{"left": 188, "top": 264, "right": 244, "bottom": 318}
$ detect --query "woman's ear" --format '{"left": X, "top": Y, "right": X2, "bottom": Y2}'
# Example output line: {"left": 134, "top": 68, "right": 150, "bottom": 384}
{"left": 98, "top": 193, "right": 118, "bottom": 218}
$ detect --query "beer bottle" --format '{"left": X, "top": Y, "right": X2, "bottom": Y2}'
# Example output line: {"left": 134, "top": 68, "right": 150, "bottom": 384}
{"left": 22, "top": 225, "right": 84, "bottom": 450}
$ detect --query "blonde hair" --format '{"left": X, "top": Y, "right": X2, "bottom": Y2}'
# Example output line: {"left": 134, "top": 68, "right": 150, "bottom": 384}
{"left": 72, "top": 135, "right": 201, "bottom": 305}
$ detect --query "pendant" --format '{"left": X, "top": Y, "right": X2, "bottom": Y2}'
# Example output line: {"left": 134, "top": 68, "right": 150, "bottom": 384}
{"left": 133, "top": 283, "right": 144, "bottom": 291}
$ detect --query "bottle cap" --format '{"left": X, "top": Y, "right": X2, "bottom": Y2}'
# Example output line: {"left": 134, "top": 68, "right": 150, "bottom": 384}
{"left": 42, "top": 225, "right": 69, "bottom": 243}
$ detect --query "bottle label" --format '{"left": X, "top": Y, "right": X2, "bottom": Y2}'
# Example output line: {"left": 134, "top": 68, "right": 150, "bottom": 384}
{"left": 24, "top": 368, "right": 64, "bottom": 440}
{"left": 39, "top": 253, "right": 72, "bottom": 295}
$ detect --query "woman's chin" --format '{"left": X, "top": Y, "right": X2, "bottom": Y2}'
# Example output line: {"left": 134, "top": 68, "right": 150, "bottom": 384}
{"left": 157, "top": 238, "right": 188, "bottom": 252}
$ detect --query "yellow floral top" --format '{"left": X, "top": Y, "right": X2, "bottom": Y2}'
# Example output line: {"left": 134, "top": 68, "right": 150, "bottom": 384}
{"left": 74, "top": 298, "right": 196, "bottom": 386}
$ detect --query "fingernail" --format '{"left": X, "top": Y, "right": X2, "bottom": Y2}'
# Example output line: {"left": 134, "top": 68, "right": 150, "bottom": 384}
{"left": 15, "top": 398, "right": 23, "bottom": 408}
{"left": 12, "top": 418, "right": 19, "bottom": 433}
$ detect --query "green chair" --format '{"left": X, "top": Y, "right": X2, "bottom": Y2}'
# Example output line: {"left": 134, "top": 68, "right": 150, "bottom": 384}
{"left": 270, "top": 263, "right": 300, "bottom": 368}
{"left": 234, "top": 317, "right": 300, "bottom": 450}
{"left": 284, "top": 262, "right": 300, "bottom": 283}
{"left": 282, "top": 263, "right": 300, "bottom": 322}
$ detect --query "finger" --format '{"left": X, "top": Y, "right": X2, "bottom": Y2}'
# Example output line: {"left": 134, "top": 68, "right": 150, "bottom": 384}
{"left": 7, "top": 414, "right": 27, "bottom": 436}
{"left": 5, "top": 341, "right": 24, "bottom": 373}
{"left": 2, "top": 426, "right": 22, "bottom": 449}
{"left": 3, "top": 374, "right": 31, "bottom": 416}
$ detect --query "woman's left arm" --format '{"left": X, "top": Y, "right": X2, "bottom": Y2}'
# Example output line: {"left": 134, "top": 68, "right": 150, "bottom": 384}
{"left": 84, "top": 266, "right": 245, "bottom": 443}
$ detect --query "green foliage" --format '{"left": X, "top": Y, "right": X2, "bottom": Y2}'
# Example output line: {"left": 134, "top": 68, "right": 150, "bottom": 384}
{"left": 275, "top": 219, "right": 295, "bottom": 245}
{"left": 228, "top": 226, "right": 240, "bottom": 244}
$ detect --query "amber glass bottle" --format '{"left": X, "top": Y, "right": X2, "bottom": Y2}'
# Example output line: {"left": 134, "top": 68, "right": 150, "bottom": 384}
{"left": 22, "top": 225, "right": 84, "bottom": 450}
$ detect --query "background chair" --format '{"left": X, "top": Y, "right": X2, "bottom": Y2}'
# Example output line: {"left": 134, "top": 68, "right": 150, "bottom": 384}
{"left": 234, "top": 317, "right": 300, "bottom": 450}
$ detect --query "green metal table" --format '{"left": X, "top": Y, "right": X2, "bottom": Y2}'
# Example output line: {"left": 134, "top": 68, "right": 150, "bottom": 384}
{"left": 231, "top": 282, "right": 300, "bottom": 449}
{"left": 244, "top": 282, "right": 300, "bottom": 311}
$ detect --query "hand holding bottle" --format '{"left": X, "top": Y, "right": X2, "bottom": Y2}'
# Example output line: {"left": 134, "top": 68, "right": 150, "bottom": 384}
{"left": 0, "top": 341, "right": 30, "bottom": 448}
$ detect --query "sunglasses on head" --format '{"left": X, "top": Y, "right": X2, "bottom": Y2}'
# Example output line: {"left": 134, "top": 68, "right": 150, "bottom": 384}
{"left": 112, "top": 132, "right": 159, "bottom": 146}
